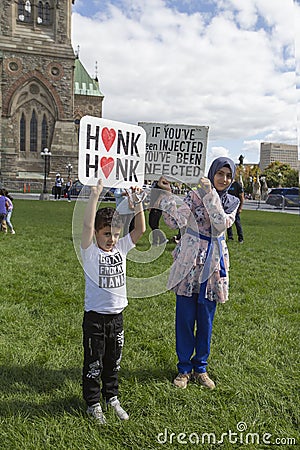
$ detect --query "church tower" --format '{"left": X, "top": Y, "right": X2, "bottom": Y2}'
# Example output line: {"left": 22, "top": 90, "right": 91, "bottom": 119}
{"left": 0, "top": 1, "right": 104, "bottom": 188}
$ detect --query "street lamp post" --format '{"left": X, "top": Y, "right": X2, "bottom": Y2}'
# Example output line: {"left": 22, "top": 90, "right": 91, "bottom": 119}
{"left": 40, "top": 148, "right": 52, "bottom": 200}
{"left": 66, "top": 163, "right": 73, "bottom": 177}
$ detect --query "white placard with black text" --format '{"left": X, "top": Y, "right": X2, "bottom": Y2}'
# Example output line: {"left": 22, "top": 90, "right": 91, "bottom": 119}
{"left": 79, "top": 116, "right": 146, "bottom": 188}
{"left": 139, "top": 122, "right": 209, "bottom": 184}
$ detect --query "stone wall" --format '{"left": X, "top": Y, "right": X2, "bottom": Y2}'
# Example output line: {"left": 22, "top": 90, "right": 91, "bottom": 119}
{"left": 0, "top": 1, "right": 103, "bottom": 187}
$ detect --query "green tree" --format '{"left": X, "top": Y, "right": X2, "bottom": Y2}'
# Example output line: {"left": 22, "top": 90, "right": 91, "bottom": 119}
{"left": 262, "top": 161, "right": 299, "bottom": 188}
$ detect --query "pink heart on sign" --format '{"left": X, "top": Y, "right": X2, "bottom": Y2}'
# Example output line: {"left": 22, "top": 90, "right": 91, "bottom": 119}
{"left": 100, "top": 157, "right": 114, "bottom": 178}
{"left": 102, "top": 128, "right": 116, "bottom": 151}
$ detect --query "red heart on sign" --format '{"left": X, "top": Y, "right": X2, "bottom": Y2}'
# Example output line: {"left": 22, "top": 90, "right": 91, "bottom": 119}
{"left": 102, "top": 128, "right": 116, "bottom": 151}
{"left": 100, "top": 157, "right": 114, "bottom": 178}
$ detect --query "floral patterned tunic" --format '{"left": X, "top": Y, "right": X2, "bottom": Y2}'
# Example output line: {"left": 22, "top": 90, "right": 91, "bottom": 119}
{"left": 160, "top": 188, "right": 238, "bottom": 303}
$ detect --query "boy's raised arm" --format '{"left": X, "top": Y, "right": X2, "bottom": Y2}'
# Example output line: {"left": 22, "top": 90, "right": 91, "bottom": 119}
{"left": 130, "top": 187, "right": 146, "bottom": 244}
{"left": 81, "top": 179, "right": 103, "bottom": 250}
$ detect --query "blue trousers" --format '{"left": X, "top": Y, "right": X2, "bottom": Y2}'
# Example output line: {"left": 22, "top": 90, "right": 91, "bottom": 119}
{"left": 176, "top": 293, "right": 217, "bottom": 374}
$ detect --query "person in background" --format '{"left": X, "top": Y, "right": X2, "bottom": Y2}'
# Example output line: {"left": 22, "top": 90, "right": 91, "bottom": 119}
{"left": 148, "top": 180, "right": 168, "bottom": 246}
{"left": 54, "top": 173, "right": 63, "bottom": 200}
{"left": 0, "top": 189, "right": 8, "bottom": 233}
{"left": 114, "top": 188, "right": 135, "bottom": 235}
{"left": 157, "top": 157, "right": 239, "bottom": 390}
{"left": 81, "top": 179, "right": 146, "bottom": 424}
{"left": 3, "top": 189, "right": 15, "bottom": 234}
{"left": 65, "top": 176, "right": 73, "bottom": 202}
{"left": 113, "top": 188, "right": 126, "bottom": 210}
{"left": 227, "top": 180, "right": 244, "bottom": 243}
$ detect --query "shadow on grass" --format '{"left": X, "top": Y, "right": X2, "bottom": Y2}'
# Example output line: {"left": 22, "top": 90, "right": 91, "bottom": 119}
{"left": 121, "top": 366, "right": 175, "bottom": 384}
{"left": 0, "top": 364, "right": 83, "bottom": 418}
{"left": 0, "top": 363, "right": 177, "bottom": 418}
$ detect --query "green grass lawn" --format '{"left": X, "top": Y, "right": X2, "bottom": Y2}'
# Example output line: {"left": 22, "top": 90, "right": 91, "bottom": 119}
{"left": 0, "top": 199, "right": 299, "bottom": 449}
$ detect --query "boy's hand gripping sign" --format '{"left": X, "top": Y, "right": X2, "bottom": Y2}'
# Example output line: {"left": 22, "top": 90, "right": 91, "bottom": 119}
{"left": 79, "top": 116, "right": 146, "bottom": 188}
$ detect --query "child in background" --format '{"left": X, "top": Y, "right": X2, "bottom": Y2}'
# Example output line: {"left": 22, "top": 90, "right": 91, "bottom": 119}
{"left": 81, "top": 179, "right": 146, "bottom": 424}
{"left": 0, "top": 189, "right": 8, "bottom": 233}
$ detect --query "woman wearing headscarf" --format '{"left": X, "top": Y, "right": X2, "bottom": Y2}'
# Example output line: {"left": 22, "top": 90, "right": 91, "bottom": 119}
{"left": 157, "top": 157, "right": 239, "bottom": 389}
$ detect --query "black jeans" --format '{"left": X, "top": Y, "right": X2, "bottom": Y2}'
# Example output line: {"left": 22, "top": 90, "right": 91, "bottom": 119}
{"left": 54, "top": 186, "right": 62, "bottom": 199}
{"left": 82, "top": 311, "right": 124, "bottom": 406}
{"left": 149, "top": 208, "right": 165, "bottom": 244}
{"left": 227, "top": 212, "right": 243, "bottom": 241}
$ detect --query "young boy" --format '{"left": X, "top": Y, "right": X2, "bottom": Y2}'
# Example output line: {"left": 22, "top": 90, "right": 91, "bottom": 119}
{"left": 81, "top": 179, "right": 146, "bottom": 424}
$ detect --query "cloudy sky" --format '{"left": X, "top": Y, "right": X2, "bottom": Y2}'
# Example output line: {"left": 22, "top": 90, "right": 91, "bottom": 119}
{"left": 72, "top": 0, "right": 298, "bottom": 170}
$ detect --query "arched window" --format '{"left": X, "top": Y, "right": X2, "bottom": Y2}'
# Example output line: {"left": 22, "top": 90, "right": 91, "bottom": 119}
{"left": 18, "top": 0, "right": 24, "bottom": 19}
{"left": 37, "top": 1, "right": 43, "bottom": 24}
{"left": 44, "top": 2, "right": 51, "bottom": 24}
{"left": 36, "top": 1, "right": 52, "bottom": 25}
{"left": 30, "top": 110, "right": 38, "bottom": 152}
{"left": 42, "top": 115, "right": 48, "bottom": 149}
{"left": 20, "top": 113, "right": 26, "bottom": 152}
{"left": 18, "top": 0, "right": 32, "bottom": 23}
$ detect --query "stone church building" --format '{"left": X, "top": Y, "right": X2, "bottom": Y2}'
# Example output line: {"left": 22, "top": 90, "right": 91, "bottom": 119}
{"left": 0, "top": 0, "right": 104, "bottom": 190}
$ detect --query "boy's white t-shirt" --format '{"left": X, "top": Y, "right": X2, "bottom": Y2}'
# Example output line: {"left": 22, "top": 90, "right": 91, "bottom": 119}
{"left": 81, "top": 233, "right": 135, "bottom": 314}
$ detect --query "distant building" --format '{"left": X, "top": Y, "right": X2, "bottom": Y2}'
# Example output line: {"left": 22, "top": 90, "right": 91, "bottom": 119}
{"left": 0, "top": 0, "right": 104, "bottom": 188}
{"left": 259, "top": 142, "right": 298, "bottom": 171}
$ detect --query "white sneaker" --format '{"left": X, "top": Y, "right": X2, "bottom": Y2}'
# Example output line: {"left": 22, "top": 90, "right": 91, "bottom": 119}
{"left": 107, "top": 396, "right": 129, "bottom": 420}
{"left": 11, "top": 230, "right": 16, "bottom": 234}
{"left": 86, "top": 403, "right": 106, "bottom": 424}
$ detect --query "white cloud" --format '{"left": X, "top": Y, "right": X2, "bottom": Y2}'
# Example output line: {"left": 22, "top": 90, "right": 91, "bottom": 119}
{"left": 241, "top": 139, "right": 261, "bottom": 163}
{"left": 72, "top": 0, "right": 298, "bottom": 164}
{"left": 264, "top": 128, "right": 298, "bottom": 143}
{"left": 208, "top": 146, "right": 230, "bottom": 166}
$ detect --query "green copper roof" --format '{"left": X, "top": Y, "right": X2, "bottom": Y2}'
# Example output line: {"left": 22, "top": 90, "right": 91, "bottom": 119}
{"left": 74, "top": 58, "right": 104, "bottom": 97}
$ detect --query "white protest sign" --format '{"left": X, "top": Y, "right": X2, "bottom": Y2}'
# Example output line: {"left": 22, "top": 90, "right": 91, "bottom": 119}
{"left": 79, "top": 116, "right": 146, "bottom": 188}
{"left": 139, "top": 122, "right": 209, "bottom": 184}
